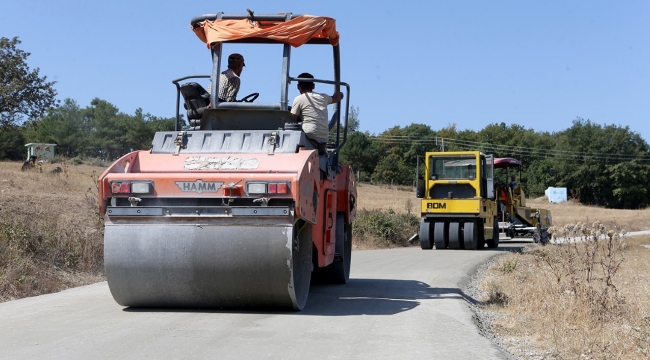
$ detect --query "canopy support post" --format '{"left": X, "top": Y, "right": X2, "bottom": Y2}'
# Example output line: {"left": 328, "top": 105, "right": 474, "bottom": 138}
{"left": 280, "top": 13, "right": 292, "bottom": 111}
{"left": 209, "top": 12, "right": 224, "bottom": 108}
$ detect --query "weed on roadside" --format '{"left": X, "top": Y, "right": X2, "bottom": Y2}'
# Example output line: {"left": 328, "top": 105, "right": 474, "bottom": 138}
{"left": 477, "top": 222, "right": 648, "bottom": 359}
{"left": 0, "top": 163, "right": 105, "bottom": 302}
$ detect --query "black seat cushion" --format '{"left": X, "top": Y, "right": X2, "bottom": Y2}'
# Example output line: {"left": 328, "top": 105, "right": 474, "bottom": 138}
{"left": 180, "top": 82, "right": 210, "bottom": 120}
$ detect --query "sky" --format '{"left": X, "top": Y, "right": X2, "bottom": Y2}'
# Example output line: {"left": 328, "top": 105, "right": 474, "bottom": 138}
{"left": 2, "top": 0, "right": 649, "bottom": 142}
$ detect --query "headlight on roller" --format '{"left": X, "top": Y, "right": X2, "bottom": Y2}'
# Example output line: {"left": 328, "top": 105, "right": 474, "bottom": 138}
{"left": 247, "top": 182, "right": 267, "bottom": 194}
{"left": 131, "top": 182, "right": 152, "bottom": 194}
{"left": 109, "top": 180, "right": 154, "bottom": 196}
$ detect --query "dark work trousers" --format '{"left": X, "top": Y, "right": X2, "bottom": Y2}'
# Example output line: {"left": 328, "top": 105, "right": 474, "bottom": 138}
{"left": 307, "top": 137, "right": 327, "bottom": 156}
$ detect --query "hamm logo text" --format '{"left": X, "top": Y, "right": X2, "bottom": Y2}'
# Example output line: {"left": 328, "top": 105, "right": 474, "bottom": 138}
{"left": 175, "top": 180, "right": 223, "bottom": 194}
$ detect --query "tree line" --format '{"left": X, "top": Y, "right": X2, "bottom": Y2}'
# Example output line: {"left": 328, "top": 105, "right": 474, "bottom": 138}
{"left": 3, "top": 36, "right": 650, "bottom": 209}
{"left": 338, "top": 119, "right": 650, "bottom": 209}
{"left": 1, "top": 97, "right": 179, "bottom": 161}
{"left": 1, "top": 37, "right": 180, "bottom": 161}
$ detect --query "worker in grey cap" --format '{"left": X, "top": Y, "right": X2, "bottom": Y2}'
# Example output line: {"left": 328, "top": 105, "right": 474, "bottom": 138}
{"left": 218, "top": 53, "right": 245, "bottom": 102}
{"left": 208, "top": 53, "right": 245, "bottom": 102}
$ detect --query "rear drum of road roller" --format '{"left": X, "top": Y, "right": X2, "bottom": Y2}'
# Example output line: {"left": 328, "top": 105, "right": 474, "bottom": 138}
{"left": 104, "top": 218, "right": 313, "bottom": 310}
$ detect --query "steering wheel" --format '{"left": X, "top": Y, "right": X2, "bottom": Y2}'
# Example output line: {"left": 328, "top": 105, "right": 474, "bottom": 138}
{"left": 239, "top": 93, "right": 259, "bottom": 103}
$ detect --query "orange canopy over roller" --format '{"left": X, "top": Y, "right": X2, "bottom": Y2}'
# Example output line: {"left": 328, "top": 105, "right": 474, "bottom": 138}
{"left": 192, "top": 15, "right": 339, "bottom": 47}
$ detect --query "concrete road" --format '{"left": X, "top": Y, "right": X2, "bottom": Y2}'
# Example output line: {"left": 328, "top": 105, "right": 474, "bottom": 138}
{"left": 0, "top": 246, "right": 521, "bottom": 360}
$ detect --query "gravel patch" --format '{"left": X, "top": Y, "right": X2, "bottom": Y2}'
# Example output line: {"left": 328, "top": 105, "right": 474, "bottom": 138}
{"left": 460, "top": 253, "right": 520, "bottom": 360}
{"left": 461, "top": 248, "right": 559, "bottom": 360}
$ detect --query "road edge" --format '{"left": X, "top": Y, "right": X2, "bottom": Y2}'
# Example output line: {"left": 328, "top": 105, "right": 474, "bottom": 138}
{"left": 459, "top": 251, "right": 520, "bottom": 360}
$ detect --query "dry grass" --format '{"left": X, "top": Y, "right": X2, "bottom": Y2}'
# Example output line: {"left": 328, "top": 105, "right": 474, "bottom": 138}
{"left": 480, "top": 229, "right": 650, "bottom": 359}
{"left": 356, "top": 183, "right": 418, "bottom": 214}
{"left": 528, "top": 197, "right": 650, "bottom": 232}
{"left": 0, "top": 161, "right": 105, "bottom": 302}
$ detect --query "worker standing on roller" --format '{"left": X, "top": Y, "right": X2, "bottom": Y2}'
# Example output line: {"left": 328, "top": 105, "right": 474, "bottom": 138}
{"left": 290, "top": 72, "right": 344, "bottom": 155}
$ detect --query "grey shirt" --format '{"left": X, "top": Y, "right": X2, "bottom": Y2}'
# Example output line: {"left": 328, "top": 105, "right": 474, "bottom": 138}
{"left": 290, "top": 91, "right": 333, "bottom": 143}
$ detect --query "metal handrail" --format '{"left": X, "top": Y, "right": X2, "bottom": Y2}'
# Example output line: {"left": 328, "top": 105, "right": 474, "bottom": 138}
{"left": 190, "top": 13, "right": 302, "bottom": 27}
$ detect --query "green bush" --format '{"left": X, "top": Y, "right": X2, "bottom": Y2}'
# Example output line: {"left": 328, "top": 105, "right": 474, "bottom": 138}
{"left": 353, "top": 208, "right": 420, "bottom": 247}
{"left": 70, "top": 157, "right": 83, "bottom": 165}
{"left": 498, "top": 259, "right": 518, "bottom": 273}
{"left": 51, "top": 155, "right": 71, "bottom": 164}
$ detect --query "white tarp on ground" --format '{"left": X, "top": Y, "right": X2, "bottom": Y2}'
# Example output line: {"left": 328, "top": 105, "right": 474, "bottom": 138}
{"left": 545, "top": 187, "right": 567, "bottom": 203}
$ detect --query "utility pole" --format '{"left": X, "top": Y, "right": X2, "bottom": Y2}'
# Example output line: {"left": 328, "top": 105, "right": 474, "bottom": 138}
{"left": 415, "top": 154, "right": 420, "bottom": 186}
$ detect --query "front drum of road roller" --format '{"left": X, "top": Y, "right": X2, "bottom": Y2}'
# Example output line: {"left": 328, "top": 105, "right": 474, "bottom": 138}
{"left": 104, "top": 217, "right": 313, "bottom": 310}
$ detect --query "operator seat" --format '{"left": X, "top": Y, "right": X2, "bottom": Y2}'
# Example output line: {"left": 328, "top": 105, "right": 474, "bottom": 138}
{"left": 180, "top": 82, "right": 210, "bottom": 130}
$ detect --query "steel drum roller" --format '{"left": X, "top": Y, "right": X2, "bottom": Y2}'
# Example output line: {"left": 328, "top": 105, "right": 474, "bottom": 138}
{"left": 104, "top": 220, "right": 312, "bottom": 310}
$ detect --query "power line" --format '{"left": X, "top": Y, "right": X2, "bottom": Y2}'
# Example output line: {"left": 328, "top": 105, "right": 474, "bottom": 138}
{"left": 441, "top": 138, "right": 649, "bottom": 161}
{"left": 354, "top": 135, "right": 650, "bottom": 163}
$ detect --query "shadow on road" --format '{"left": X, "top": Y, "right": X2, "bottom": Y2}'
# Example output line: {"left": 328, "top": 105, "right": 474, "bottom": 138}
{"left": 122, "top": 279, "right": 476, "bottom": 316}
{"left": 301, "top": 278, "right": 477, "bottom": 316}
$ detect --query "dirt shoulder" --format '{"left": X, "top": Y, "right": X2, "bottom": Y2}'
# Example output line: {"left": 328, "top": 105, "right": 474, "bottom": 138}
{"left": 0, "top": 161, "right": 106, "bottom": 302}
{"left": 468, "top": 232, "right": 650, "bottom": 359}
